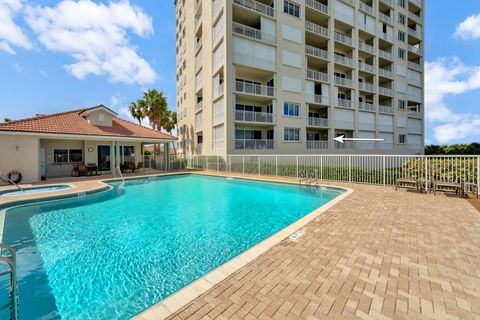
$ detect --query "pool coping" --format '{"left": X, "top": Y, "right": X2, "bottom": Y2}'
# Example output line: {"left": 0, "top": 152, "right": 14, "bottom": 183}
{"left": 133, "top": 173, "right": 353, "bottom": 320}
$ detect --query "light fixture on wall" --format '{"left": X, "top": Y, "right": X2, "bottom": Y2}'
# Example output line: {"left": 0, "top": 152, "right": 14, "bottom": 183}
{"left": 88, "top": 147, "right": 94, "bottom": 152}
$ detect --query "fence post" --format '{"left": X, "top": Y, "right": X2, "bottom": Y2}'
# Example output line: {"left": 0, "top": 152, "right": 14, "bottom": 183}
{"left": 206, "top": 156, "right": 209, "bottom": 171}
{"left": 382, "top": 156, "right": 386, "bottom": 186}
{"left": 320, "top": 155, "right": 323, "bottom": 181}
{"left": 242, "top": 155, "right": 245, "bottom": 174}
{"left": 258, "top": 156, "right": 260, "bottom": 176}
{"left": 477, "top": 157, "right": 479, "bottom": 197}
{"left": 296, "top": 156, "right": 299, "bottom": 179}
{"left": 425, "top": 156, "right": 428, "bottom": 192}
{"left": 348, "top": 156, "right": 352, "bottom": 183}
{"left": 228, "top": 156, "right": 231, "bottom": 173}
{"left": 275, "top": 156, "right": 278, "bottom": 177}
{"left": 217, "top": 156, "right": 219, "bottom": 172}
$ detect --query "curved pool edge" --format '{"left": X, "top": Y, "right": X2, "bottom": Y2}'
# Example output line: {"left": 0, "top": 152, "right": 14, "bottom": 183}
{"left": 133, "top": 176, "right": 353, "bottom": 320}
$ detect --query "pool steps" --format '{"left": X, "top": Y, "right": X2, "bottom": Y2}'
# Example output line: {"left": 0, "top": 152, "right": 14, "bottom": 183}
{"left": 0, "top": 244, "right": 18, "bottom": 320}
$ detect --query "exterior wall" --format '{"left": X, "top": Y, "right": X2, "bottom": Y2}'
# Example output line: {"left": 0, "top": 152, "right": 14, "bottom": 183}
{"left": 84, "top": 109, "right": 114, "bottom": 126}
{"left": 0, "top": 134, "right": 40, "bottom": 184}
{"left": 176, "top": 0, "right": 425, "bottom": 156}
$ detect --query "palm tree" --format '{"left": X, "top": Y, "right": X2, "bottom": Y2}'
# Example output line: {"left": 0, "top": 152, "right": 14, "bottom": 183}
{"left": 143, "top": 89, "right": 168, "bottom": 131}
{"left": 128, "top": 100, "right": 145, "bottom": 125}
{"left": 164, "top": 111, "right": 177, "bottom": 154}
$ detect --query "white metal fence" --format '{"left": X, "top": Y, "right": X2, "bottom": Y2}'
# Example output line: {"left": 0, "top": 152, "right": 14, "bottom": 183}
{"left": 185, "top": 155, "right": 480, "bottom": 191}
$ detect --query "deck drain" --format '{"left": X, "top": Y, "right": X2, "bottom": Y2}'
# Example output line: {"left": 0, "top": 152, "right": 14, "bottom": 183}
{"left": 289, "top": 230, "right": 305, "bottom": 240}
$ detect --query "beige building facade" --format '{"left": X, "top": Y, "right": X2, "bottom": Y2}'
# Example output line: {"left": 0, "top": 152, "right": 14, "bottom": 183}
{"left": 175, "top": 0, "right": 424, "bottom": 156}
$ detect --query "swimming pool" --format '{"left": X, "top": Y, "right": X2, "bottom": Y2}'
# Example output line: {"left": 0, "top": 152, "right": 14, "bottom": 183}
{"left": 0, "top": 174, "right": 344, "bottom": 320}
{"left": 0, "top": 185, "right": 71, "bottom": 197}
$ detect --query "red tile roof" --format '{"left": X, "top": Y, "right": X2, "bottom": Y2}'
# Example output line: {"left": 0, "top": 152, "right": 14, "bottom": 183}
{"left": 0, "top": 105, "right": 176, "bottom": 141}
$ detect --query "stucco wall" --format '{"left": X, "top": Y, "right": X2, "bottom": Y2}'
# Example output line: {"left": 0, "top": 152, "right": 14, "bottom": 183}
{"left": 41, "top": 139, "right": 84, "bottom": 178}
{"left": 0, "top": 134, "right": 40, "bottom": 184}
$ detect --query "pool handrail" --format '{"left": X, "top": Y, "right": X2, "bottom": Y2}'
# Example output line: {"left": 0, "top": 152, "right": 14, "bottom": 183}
{"left": 0, "top": 172, "right": 25, "bottom": 194}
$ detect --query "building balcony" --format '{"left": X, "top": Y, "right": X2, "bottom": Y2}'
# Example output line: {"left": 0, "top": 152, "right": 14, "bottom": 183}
{"left": 408, "top": 111, "right": 422, "bottom": 119}
{"left": 334, "top": 54, "right": 354, "bottom": 67}
{"left": 305, "top": 0, "right": 328, "bottom": 15}
{"left": 195, "top": 101, "right": 203, "bottom": 113}
{"left": 359, "top": 102, "right": 375, "bottom": 112}
{"left": 307, "top": 117, "right": 329, "bottom": 128}
{"left": 305, "top": 45, "right": 329, "bottom": 61}
{"left": 408, "top": 61, "right": 422, "bottom": 72}
{"left": 408, "top": 44, "right": 422, "bottom": 55}
{"left": 358, "top": 41, "right": 375, "bottom": 54}
{"left": 306, "top": 94, "right": 329, "bottom": 105}
{"left": 234, "top": 110, "right": 275, "bottom": 123}
{"left": 306, "top": 69, "right": 329, "bottom": 83}
{"left": 378, "top": 87, "right": 393, "bottom": 96}
{"left": 232, "top": 22, "right": 276, "bottom": 44}
{"left": 233, "top": 0, "right": 275, "bottom": 18}
{"left": 334, "top": 76, "right": 354, "bottom": 88}
{"left": 307, "top": 140, "right": 329, "bottom": 149}
{"left": 358, "top": 82, "right": 375, "bottom": 93}
{"left": 408, "top": 28, "right": 422, "bottom": 39}
{"left": 336, "top": 98, "right": 354, "bottom": 109}
{"left": 215, "top": 82, "right": 224, "bottom": 98}
{"left": 234, "top": 139, "right": 275, "bottom": 150}
{"left": 409, "top": 11, "right": 421, "bottom": 24}
{"left": 334, "top": 32, "right": 353, "bottom": 46}
{"left": 358, "top": 61, "right": 375, "bottom": 73}
{"left": 335, "top": 141, "right": 355, "bottom": 150}
{"left": 380, "top": 0, "right": 393, "bottom": 6}
{"left": 408, "top": 77, "right": 422, "bottom": 87}
{"left": 378, "top": 68, "right": 393, "bottom": 78}
{"left": 305, "top": 21, "right": 328, "bottom": 38}
{"left": 379, "top": 105, "right": 394, "bottom": 114}
{"left": 358, "top": 2, "right": 374, "bottom": 15}
{"left": 380, "top": 32, "right": 393, "bottom": 43}
{"left": 195, "top": 17, "right": 202, "bottom": 34}
{"left": 359, "top": 23, "right": 375, "bottom": 35}
{"left": 378, "top": 49, "right": 393, "bottom": 60}
{"left": 409, "top": 0, "right": 422, "bottom": 8}
{"left": 235, "top": 81, "right": 275, "bottom": 97}
{"left": 379, "top": 12, "right": 393, "bottom": 25}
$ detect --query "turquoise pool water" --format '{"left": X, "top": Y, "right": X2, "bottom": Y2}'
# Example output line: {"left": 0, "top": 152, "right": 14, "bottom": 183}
{"left": 0, "top": 185, "right": 71, "bottom": 197}
{"left": 0, "top": 174, "right": 343, "bottom": 319}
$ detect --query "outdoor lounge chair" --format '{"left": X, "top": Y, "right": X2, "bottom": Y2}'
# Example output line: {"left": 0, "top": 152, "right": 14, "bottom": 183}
{"left": 71, "top": 163, "right": 88, "bottom": 177}
{"left": 432, "top": 181, "right": 464, "bottom": 197}
{"left": 395, "top": 178, "right": 420, "bottom": 192}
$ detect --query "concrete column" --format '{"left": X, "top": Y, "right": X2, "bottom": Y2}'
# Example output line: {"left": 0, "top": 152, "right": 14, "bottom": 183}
{"left": 110, "top": 140, "right": 116, "bottom": 176}
{"left": 164, "top": 142, "right": 170, "bottom": 171}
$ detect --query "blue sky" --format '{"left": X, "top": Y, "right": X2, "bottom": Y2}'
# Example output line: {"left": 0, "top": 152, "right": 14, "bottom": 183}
{"left": 0, "top": 0, "right": 479, "bottom": 145}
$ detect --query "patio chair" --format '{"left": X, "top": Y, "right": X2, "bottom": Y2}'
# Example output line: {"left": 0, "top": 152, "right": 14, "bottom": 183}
{"left": 134, "top": 162, "right": 143, "bottom": 173}
{"left": 432, "top": 180, "right": 464, "bottom": 197}
{"left": 127, "top": 162, "right": 136, "bottom": 173}
{"left": 76, "top": 164, "right": 88, "bottom": 177}
{"left": 395, "top": 178, "right": 420, "bottom": 192}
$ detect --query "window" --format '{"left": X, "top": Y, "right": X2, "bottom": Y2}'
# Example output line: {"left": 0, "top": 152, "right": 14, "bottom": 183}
{"left": 398, "top": 100, "right": 406, "bottom": 110}
{"left": 197, "top": 135, "right": 203, "bottom": 144}
{"left": 398, "top": 0, "right": 406, "bottom": 7}
{"left": 53, "top": 148, "right": 83, "bottom": 163}
{"left": 307, "top": 133, "right": 320, "bottom": 141}
{"left": 283, "top": 102, "right": 300, "bottom": 116}
{"left": 398, "top": 48, "right": 406, "bottom": 59}
{"left": 284, "top": 128, "right": 300, "bottom": 141}
{"left": 398, "top": 134, "right": 406, "bottom": 144}
{"left": 283, "top": 0, "right": 300, "bottom": 17}
{"left": 397, "top": 31, "right": 406, "bottom": 42}
{"left": 398, "top": 13, "right": 406, "bottom": 25}
{"left": 235, "top": 129, "right": 261, "bottom": 140}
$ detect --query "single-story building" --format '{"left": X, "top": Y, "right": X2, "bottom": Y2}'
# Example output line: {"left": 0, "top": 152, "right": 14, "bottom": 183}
{"left": 0, "top": 105, "right": 177, "bottom": 183}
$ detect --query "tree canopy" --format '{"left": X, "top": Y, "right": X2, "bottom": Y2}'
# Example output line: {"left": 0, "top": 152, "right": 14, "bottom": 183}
{"left": 425, "top": 143, "right": 480, "bottom": 155}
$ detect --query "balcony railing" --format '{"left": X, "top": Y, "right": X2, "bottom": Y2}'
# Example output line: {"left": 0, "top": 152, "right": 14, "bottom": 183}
{"left": 235, "top": 139, "right": 275, "bottom": 150}
{"left": 359, "top": 102, "right": 375, "bottom": 112}
{"left": 233, "top": 22, "right": 276, "bottom": 44}
{"left": 307, "top": 117, "right": 329, "bottom": 127}
{"left": 235, "top": 81, "right": 275, "bottom": 97}
{"left": 215, "top": 82, "right": 224, "bottom": 97}
{"left": 359, "top": 82, "right": 375, "bottom": 93}
{"left": 378, "top": 87, "right": 393, "bottom": 96}
{"left": 305, "top": 21, "right": 328, "bottom": 38}
{"left": 408, "top": 44, "right": 422, "bottom": 55}
{"left": 307, "top": 140, "right": 329, "bottom": 149}
{"left": 335, "top": 141, "right": 355, "bottom": 149}
{"left": 234, "top": 110, "right": 275, "bottom": 123}
{"left": 305, "top": 0, "right": 328, "bottom": 14}
{"left": 408, "top": 111, "right": 421, "bottom": 118}
{"left": 408, "top": 77, "right": 422, "bottom": 87}
{"left": 358, "top": 41, "right": 375, "bottom": 54}
{"left": 408, "top": 28, "right": 421, "bottom": 38}
{"left": 379, "top": 105, "right": 394, "bottom": 114}
{"left": 408, "top": 61, "right": 422, "bottom": 71}
{"left": 336, "top": 98, "right": 353, "bottom": 108}
{"left": 233, "top": 0, "right": 275, "bottom": 18}
{"left": 378, "top": 49, "right": 393, "bottom": 60}
{"left": 334, "top": 32, "right": 353, "bottom": 46}
{"left": 334, "top": 76, "right": 354, "bottom": 88}
{"left": 305, "top": 45, "right": 329, "bottom": 60}
{"left": 307, "top": 94, "right": 329, "bottom": 105}
{"left": 409, "top": 0, "right": 422, "bottom": 8}
{"left": 378, "top": 68, "right": 393, "bottom": 78}
{"left": 334, "top": 54, "right": 354, "bottom": 67}
{"left": 379, "top": 12, "right": 393, "bottom": 24}
{"left": 306, "top": 69, "right": 329, "bottom": 82}
{"left": 380, "top": 0, "right": 393, "bottom": 6}
{"left": 195, "top": 17, "right": 202, "bottom": 33}
{"left": 359, "top": 23, "right": 375, "bottom": 34}
{"left": 358, "top": 61, "right": 375, "bottom": 73}
{"left": 195, "top": 101, "right": 203, "bottom": 112}
{"left": 380, "top": 32, "right": 393, "bottom": 42}
{"left": 408, "top": 11, "right": 421, "bottom": 24}
{"left": 358, "top": 2, "right": 374, "bottom": 15}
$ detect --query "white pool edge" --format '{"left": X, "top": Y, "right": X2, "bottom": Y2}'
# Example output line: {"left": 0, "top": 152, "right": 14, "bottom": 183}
{"left": 133, "top": 178, "right": 353, "bottom": 320}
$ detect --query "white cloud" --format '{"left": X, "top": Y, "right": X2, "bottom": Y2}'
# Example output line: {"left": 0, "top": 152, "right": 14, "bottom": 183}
{"left": 12, "top": 63, "right": 21, "bottom": 72}
{"left": 425, "top": 57, "right": 480, "bottom": 143}
{"left": 110, "top": 94, "right": 121, "bottom": 108}
{"left": 454, "top": 14, "right": 480, "bottom": 40}
{"left": 0, "top": 0, "right": 32, "bottom": 54}
{"left": 25, "top": 0, "right": 157, "bottom": 85}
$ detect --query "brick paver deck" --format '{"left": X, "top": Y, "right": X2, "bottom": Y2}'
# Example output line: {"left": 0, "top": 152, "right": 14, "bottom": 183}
{"left": 168, "top": 179, "right": 480, "bottom": 320}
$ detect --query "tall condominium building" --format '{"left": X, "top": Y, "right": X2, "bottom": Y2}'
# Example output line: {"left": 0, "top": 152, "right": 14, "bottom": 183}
{"left": 175, "top": 0, "right": 424, "bottom": 156}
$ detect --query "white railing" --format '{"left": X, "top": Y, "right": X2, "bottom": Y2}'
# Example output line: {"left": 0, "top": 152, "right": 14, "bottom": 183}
{"left": 215, "top": 82, "right": 224, "bottom": 97}
{"left": 235, "top": 110, "right": 275, "bottom": 123}
{"left": 379, "top": 12, "right": 393, "bottom": 24}
{"left": 307, "top": 94, "right": 329, "bottom": 105}
{"left": 359, "top": 82, "right": 375, "bottom": 93}
{"left": 305, "top": 21, "right": 328, "bottom": 38}
{"left": 408, "top": 61, "right": 422, "bottom": 71}
{"left": 334, "top": 32, "right": 353, "bottom": 46}
{"left": 336, "top": 98, "right": 353, "bottom": 108}
{"left": 380, "top": 0, "right": 394, "bottom": 6}
{"left": 381, "top": 32, "right": 393, "bottom": 42}
{"left": 408, "top": 77, "right": 422, "bottom": 87}
{"left": 378, "top": 68, "right": 393, "bottom": 78}
{"left": 307, "top": 141, "right": 329, "bottom": 150}
{"left": 359, "top": 102, "right": 375, "bottom": 111}
{"left": 378, "top": 49, "right": 393, "bottom": 60}
{"left": 232, "top": 22, "right": 276, "bottom": 44}
{"left": 409, "top": 11, "right": 421, "bottom": 24}
{"left": 305, "top": 0, "right": 328, "bottom": 14}
{"left": 378, "top": 87, "right": 393, "bottom": 96}
{"left": 334, "top": 76, "right": 354, "bottom": 88}
{"left": 195, "top": 101, "right": 203, "bottom": 112}
{"left": 408, "top": 44, "right": 422, "bottom": 55}
{"left": 358, "top": 41, "right": 375, "bottom": 54}
{"left": 358, "top": 61, "right": 375, "bottom": 73}
{"left": 379, "top": 105, "right": 394, "bottom": 113}
{"left": 359, "top": 23, "right": 375, "bottom": 34}
{"left": 408, "top": 28, "right": 421, "bottom": 38}
{"left": 185, "top": 155, "right": 480, "bottom": 191}
{"left": 307, "top": 117, "right": 329, "bottom": 127}
{"left": 358, "top": 2, "right": 374, "bottom": 15}
{"left": 234, "top": 139, "right": 275, "bottom": 150}
{"left": 306, "top": 69, "right": 329, "bottom": 82}
{"left": 233, "top": 0, "right": 275, "bottom": 17}
{"left": 235, "top": 81, "right": 275, "bottom": 97}
{"left": 334, "top": 54, "right": 354, "bottom": 67}
{"left": 408, "top": 111, "right": 421, "bottom": 118}
{"left": 305, "top": 45, "right": 329, "bottom": 60}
